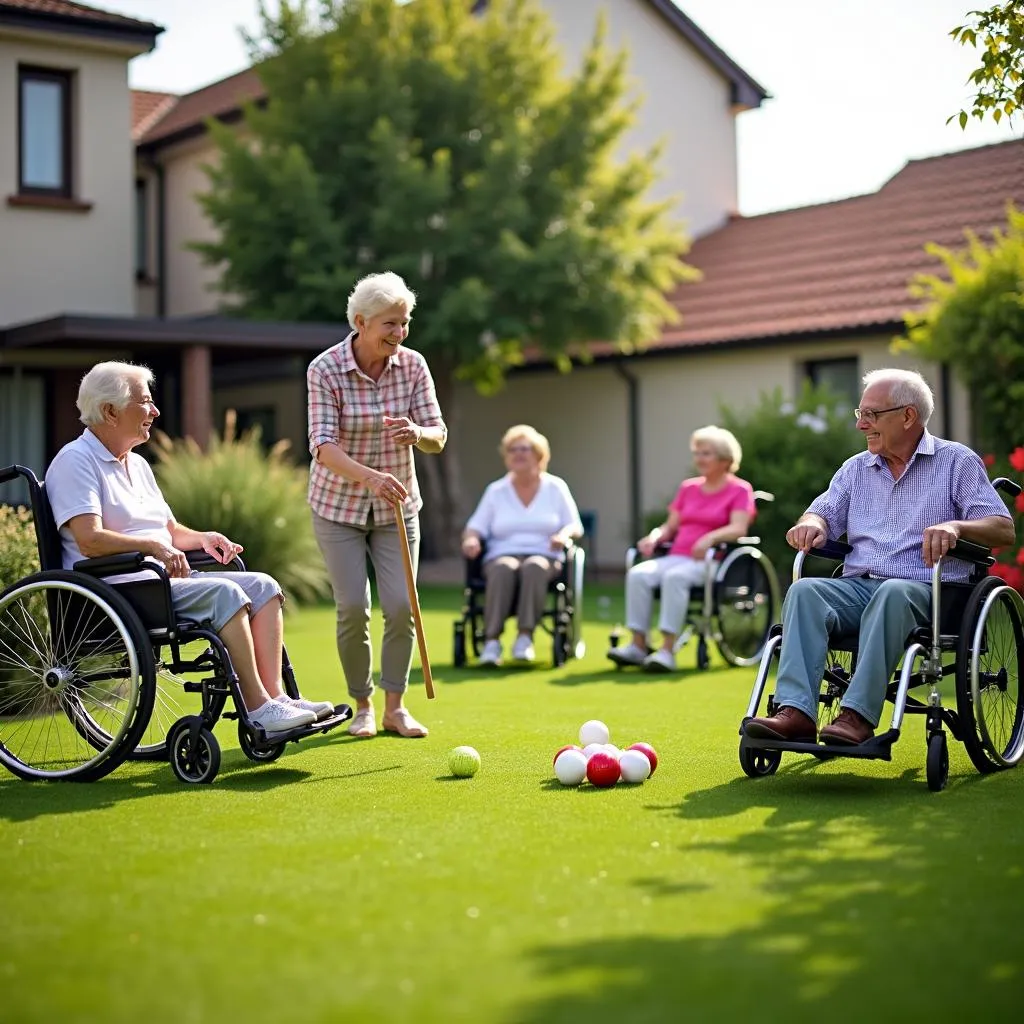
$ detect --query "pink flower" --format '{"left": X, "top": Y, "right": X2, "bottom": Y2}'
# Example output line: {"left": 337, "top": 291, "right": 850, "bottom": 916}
{"left": 1009, "top": 447, "right": 1024, "bottom": 473}
{"left": 983, "top": 453, "right": 996, "bottom": 467}
{"left": 1016, "top": 492, "right": 1024, "bottom": 515}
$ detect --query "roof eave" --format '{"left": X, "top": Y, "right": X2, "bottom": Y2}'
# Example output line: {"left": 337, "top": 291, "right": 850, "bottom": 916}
{"left": 0, "top": 7, "right": 163, "bottom": 52}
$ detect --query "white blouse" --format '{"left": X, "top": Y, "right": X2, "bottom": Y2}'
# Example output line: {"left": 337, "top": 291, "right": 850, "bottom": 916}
{"left": 465, "top": 473, "right": 583, "bottom": 562}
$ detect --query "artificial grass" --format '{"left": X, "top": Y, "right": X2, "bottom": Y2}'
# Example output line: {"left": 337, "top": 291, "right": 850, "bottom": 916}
{"left": 1, "top": 585, "right": 1022, "bottom": 1024}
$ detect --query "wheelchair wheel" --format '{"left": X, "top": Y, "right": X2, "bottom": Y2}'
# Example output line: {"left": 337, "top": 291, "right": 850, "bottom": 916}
{"left": 453, "top": 622, "right": 467, "bottom": 668}
{"left": 739, "top": 741, "right": 782, "bottom": 778}
{"left": 818, "top": 650, "right": 854, "bottom": 731}
{"left": 238, "top": 720, "right": 285, "bottom": 763}
{"left": 955, "top": 578, "right": 1024, "bottom": 773}
{"left": 926, "top": 731, "right": 949, "bottom": 792}
{"left": 168, "top": 715, "right": 221, "bottom": 784}
{"left": 714, "top": 548, "right": 780, "bottom": 667}
{"left": 0, "top": 571, "right": 155, "bottom": 782}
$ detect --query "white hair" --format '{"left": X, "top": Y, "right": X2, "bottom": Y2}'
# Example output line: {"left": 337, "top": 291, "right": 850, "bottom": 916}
{"left": 77, "top": 362, "right": 154, "bottom": 426}
{"left": 346, "top": 272, "right": 417, "bottom": 329}
{"left": 690, "top": 425, "right": 742, "bottom": 473}
{"left": 861, "top": 368, "right": 934, "bottom": 426}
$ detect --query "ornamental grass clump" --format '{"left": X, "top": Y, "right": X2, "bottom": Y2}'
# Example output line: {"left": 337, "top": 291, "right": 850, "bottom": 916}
{"left": 151, "top": 412, "right": 329, "bottom": 606}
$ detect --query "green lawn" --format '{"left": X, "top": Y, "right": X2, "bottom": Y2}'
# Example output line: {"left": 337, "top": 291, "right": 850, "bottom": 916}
{"left": 1, "top": 584, "right": 1022, "bottom": 1023}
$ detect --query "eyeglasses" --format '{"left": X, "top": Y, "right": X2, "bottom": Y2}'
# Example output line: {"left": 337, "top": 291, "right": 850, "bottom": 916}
{"left": 506, "top": 444, "right": 534, "bottom": 454}
{"left": 854, "top": 405, "right": 908, "bottom": 424}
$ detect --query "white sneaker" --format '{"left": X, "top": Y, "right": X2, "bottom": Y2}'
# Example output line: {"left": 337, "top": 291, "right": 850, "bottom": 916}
{"left": 250, "top": 699, "right": 316, "bottom": 734}
{"left": 511, "top": 635, "right": 536, "bottom": 662}
{"left": 276, "top": 693, "right": 334, "bottom": 721}
{"left": 479, "top": 639, "right": 503, "bottom": 666}
{"left": 643, "top": 648, "right": 677, "bottom": 673}
{"left": 607, "top": 641, "right": 648, "bottom": 666}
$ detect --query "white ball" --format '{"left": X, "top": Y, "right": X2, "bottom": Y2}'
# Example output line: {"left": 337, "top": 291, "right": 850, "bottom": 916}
{"left": 582, "top": 743, "right": 606, "bottom": 760}
{"left": 554, "top": 748, "right": 588, "bottom": 786}
{"left": 619, "top": 749, "right": 652, "bottom": 784}
{"left": 602, "top": 744, "right": 621, "bottom": 759}
{"left": 579, "top": 719, "right": 610, "bottom": 746}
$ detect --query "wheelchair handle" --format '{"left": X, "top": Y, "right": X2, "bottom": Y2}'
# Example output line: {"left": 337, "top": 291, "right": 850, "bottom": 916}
{"left": 0, "top": 464, "right": 40, "bottom": 487}
{"left": 993, "top": 476, "right": 1022, "bottom": 498}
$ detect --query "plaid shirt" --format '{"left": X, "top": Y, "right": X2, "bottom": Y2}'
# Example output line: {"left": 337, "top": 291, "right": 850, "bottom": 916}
{"left": 807, "top": 430, "right": 1011, "bottom": 583}
{"left": 307, "top": 332, "right": 446, "bottom": 525}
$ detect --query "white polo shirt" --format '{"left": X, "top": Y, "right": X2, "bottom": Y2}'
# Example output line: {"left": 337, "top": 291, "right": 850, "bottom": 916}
{"left": 465, "top": 472, "right": 582, "bottom": 562}
{"left": 45, "top": 429, "right": 173, "bottom": 570}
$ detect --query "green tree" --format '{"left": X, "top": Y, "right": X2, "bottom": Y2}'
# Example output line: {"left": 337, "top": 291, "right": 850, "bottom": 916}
{"left": 195, "top": 0, "right": 693, "bottom": 552}
{"left": 950, "top": 2, "right": 1024, "bottom": 127}
{"left": 897, "top": 205, "right": 1024, "bottom": 455}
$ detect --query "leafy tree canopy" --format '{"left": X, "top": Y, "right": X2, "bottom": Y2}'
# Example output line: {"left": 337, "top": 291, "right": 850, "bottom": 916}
{"left": 950, "top": 2, "right": 1024, "bottom": 127}
{"left": 195, "top": 0, "right": 694, "bottom": 390}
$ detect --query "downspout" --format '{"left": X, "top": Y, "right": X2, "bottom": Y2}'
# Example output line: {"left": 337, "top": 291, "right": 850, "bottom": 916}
{"left": 155, "top": 160, "right": 167, "bottom": 318}
{"left": 614, "top": 361, "right": 642, "bottom": 544}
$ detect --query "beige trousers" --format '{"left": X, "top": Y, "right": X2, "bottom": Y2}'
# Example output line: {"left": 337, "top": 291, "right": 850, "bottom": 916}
{"left": 482, "top": 555, "right": 562, "bottom": 640}
{"left": 312, "top": 510, "right": 419, "bottom": 700}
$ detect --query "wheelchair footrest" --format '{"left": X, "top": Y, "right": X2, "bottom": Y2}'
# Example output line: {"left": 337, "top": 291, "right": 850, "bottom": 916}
{"left": 740, "top": 728, "right": 900, "bottom": 761}
{"left": 247, "top": 704, "right": 354, "bottom": 746}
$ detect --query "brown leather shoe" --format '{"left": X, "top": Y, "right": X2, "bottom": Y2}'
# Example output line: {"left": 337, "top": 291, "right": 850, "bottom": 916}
{"left": 819, "top": 708, "right": 874, "bottom": 746}
{"left": 744, "top": 706, "right": 816, "bottom": 742}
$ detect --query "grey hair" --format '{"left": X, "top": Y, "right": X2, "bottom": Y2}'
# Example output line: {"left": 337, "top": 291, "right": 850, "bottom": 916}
{"left": 861, "top": 368, "right": 934, "bottom": 426}
{"left": 346, "top": 272, "right": 417, "bottom": 329}
{"left": 690, "top": 425, "right": 742, "bottom": 473}
{"left": 77, "top": 362, "right": 154, "bottom": 426}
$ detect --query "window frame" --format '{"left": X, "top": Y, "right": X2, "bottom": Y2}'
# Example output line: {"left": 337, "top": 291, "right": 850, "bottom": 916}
{"left": 805, "top": 356, "right": 860, "bottom": 408}
{"left": 17, "top": 65, "right": 73, "bottom": 199}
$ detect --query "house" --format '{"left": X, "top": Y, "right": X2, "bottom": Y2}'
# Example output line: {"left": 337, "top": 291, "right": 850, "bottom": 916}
{"left": 1, "top": 0, "right": 1020, "bottom": 565}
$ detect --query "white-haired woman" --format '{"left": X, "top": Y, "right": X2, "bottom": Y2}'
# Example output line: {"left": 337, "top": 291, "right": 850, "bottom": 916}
{"left": 608, "top": 425, "right": 756, "bottom": 672}
{"left": 44, "top": 361, "right": 333, "bottom": 734}
{"left": 461, "top": 425, "right": 583, "bottom": 666}
{"left": 307, "top": 271, "right": 446, "bottom": 738}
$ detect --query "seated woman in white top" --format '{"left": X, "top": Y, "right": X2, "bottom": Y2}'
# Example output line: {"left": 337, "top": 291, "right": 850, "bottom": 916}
{"left": 461, "top": 425, "right": 583, "bottom": 665}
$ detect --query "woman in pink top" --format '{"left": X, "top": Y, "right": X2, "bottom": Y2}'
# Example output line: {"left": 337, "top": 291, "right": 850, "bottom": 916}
{"left": 607, "top": 426, "right": 756, "bottom": 672}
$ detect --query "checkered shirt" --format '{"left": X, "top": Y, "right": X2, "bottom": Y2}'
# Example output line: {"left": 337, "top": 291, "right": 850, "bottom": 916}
{"left": 307, "top": 332, "right": 447, "bottom": 525}
{"left": 807, "top": 430, "right": 1012, "bottom": 582}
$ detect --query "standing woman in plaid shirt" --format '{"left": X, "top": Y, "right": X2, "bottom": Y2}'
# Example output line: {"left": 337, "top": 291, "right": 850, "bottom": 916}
{"left": 307, "top": 272, "right": 447, "bottom": 738}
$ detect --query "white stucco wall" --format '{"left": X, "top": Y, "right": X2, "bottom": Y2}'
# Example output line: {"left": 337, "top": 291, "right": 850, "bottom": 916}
{"left": 0, "top": 34, "right": 138, "bottom": 324}
{"left": 541, "top": 0, "right": 740, "bottom": 238}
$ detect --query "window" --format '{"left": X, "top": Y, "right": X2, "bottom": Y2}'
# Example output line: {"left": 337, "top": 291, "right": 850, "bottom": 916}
{"left": 805, "top": 357, "right": 859, "bottom": 409}
{"left": 235, "top": 407, "right": 277, "bottom": 447}
{"left": 135, "top": 178, "right": 149, "bottom": 278}
{"left": 18, "top": 66, "right": 72, "bottom": 197}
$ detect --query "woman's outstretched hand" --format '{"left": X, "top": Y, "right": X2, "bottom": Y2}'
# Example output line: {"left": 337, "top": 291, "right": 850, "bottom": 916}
{"left": 383, "top": 415, "right": 422, "bottom": 447}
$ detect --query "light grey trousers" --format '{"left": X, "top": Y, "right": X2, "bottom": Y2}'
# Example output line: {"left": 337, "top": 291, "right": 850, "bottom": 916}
{"left": 775, "top": 576, "right": 931, "bottom": 727}
{"left": 482, "top": 555, "right": 562, "bottom": 639}
{"left": 312, "top": 510, "right": 419, "bottom": 700}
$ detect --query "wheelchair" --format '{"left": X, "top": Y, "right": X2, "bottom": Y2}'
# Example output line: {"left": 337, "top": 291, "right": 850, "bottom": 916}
{"left": 452, "top": 541, "right": 585, "bottom": 667}
{"left": 608, "top": 491, "right": 780, "bottom": 670}
{"left": 738, "top": 477, "right": 1024, "bottom": 792}
{"left": 0, "top": 464, "right": 352, "bottom": 785}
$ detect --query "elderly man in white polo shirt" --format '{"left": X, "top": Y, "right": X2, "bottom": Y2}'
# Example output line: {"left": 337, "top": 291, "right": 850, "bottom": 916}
{"left": 45, "top": 361, "right": 334, "bottom": 735}
{"left": 745, "top": 368, "right": 1014, "bottom": 747}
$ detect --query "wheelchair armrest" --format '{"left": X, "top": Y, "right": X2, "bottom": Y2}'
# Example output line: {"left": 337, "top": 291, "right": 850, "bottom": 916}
{"left": 729, "top": 536, "right": 760, "bottom": 547}
{"left": 994, "top": 476, "right": 1022, "bottom": 498}
{"left": 626, "top": 541, "right": 672, "bottom": 571}
{"left": 73, "top": 551, "right": 166, "bottom": 578}
{"left": 753, "top": 490, "right": 774, "bottom": 504}
{"left": 807, "top": 540, "right": 853, "bottom": 562}
{"left": 946, "top": 538, "right": 994, "bottom": 566}
{"left": 186, "top": 550, "right": 247, "bottom": 572}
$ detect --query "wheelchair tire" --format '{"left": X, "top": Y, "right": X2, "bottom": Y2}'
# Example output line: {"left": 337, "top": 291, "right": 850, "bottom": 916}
{"left": 739, "top": 741, "right": 782, "bottom": 778}
{"left": 955, "top": 577, "right": 1024, "bottom": 773}
{"left": 817, "top": 652, "right": 853, "bottom": 731}
{"left": 714, "top": 548, "right": 780, "bottom": 667}
{"left": 168, "top": 716, "right": 221, "bottom": 784}
{"left": 0, "top": 571, "right": 155, "bottom": 782}
{"left": 453, "top": 622, "right": 467, "bottom": 668}
{"left": 238, "top": 720, "right": 285, "bottom": 764}
{"left": 926, "top": 731, "right": 949, "bottom": 792}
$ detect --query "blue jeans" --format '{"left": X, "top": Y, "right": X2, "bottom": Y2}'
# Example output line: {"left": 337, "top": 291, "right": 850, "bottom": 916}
{"left": 775, "top": 576, "right": 931, "bottom": 727}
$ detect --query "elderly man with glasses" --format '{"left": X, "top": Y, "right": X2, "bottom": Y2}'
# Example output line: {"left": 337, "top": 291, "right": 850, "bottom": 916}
{"left": 745, "top": 368, "right": 1014, "bottom": 746}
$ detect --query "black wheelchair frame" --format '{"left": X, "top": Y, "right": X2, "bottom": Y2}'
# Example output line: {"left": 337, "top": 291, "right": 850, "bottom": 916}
{"left": 738, "top": 477, "right": 1024, "bottom": 792}
{"left": 0, "top": 464, "right": 351, "bottom": 785}
{"left": 608, "top": 491, "right": 780, "bottom": 670}
{"left": 452, "top": 541, "right": 585, "bottom": 668}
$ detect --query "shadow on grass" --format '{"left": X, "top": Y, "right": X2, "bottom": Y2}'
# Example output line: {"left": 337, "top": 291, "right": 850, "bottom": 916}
{"left": 511, "top": 765, "right": 1024, "bottom": 1023}
{"left": 548, "top": 664, "right": 718, "bottom": 687}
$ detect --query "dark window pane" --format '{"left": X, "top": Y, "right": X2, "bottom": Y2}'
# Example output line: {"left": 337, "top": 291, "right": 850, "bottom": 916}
{"left": 806, "top": 357, "right": 859, "bottom": 408}
{"left": 21, "top": 77, "right": 65, "bottom": 190}
{"left": 135, "top": 179, "right": 148, "bottom": 275}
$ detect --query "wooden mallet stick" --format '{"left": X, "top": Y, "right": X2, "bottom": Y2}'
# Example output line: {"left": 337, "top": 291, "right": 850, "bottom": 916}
{"left": 393, "top": 501, "right": 435, "bottom": 699}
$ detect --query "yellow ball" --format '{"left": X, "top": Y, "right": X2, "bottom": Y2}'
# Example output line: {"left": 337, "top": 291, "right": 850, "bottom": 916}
{"left": 449, "top": 745, "right": 481, "bottom": 777}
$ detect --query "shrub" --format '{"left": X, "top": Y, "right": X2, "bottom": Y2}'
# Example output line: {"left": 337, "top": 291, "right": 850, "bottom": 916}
{"left": 718, "top": 384, "right": 864, "bottom": 585}
{"left": 0, "top": 504, "right": 40, "bottom": 592}
{"left": 982, "top": 446, "right": 1024, "bottom": 593}
{"left": 151, "top": 413, "right": 330, "bottom": 606}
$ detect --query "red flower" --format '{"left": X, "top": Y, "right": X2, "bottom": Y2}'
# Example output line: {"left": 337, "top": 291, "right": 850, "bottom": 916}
{"left": 1005, "top": 566, "right": 1024, "bottom": 593}
{"left": 1017, "top": 549, "right": 1024, "bottom": 566}
{"left": 990, "top": 562, "right": 1011, "bottom": 581}
{"left": 983, "top": 453, "right": 996, "bottom": 467}
{"left": 1016, "top": 492, "right": 1024, "bottom": 514}
{"left": 1010, "top": 447, "right": 1024, "bottom": 473}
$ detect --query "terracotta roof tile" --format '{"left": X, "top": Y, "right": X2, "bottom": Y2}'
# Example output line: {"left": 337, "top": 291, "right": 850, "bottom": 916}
{"left": 137, "top": 68, "right": 264, "bottom": 147}
{"left": 0, "top": 0, "right": 159, "bottom": 31}
{"left": 645, "top": 138, "right": 1024, "bottom": 351}
{"left": 131, "top": 89, "right": 177, "bottom": 141}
